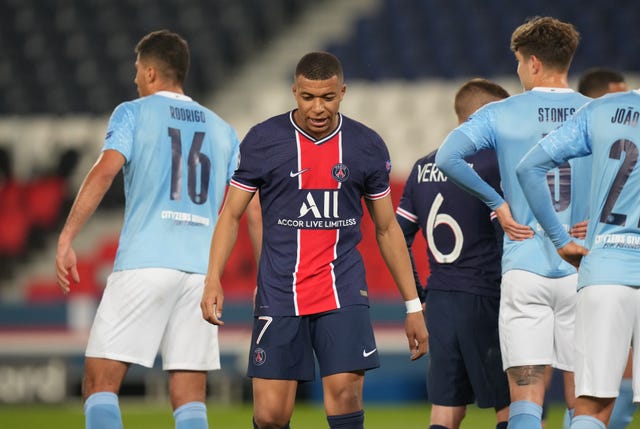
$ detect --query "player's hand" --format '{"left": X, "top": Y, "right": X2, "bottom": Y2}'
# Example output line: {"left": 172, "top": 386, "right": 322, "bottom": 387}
{"left": 570, "top": 220, "right": 589, "bottom": 239}
{"left": 558, "top": 241, "right": 589, "bottom": 269}
{"left": 494, "top": 202, "right": 534, "bottom": 241}
{"left": 201, "top": 276, "right": 225, "bottom": 326}
{"left": 55, "top": 243, "right": 79, "bottom": 294}
{"left": 405, "top": 311, "right": 428, "bottom": 360}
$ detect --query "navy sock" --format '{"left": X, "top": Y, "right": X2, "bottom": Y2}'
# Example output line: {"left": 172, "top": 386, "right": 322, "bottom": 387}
{"left": 327, "top": 410, "right": 364, "bottom": 429}
{"left": 496, "top": 421, "right": 508, "bottom": 429}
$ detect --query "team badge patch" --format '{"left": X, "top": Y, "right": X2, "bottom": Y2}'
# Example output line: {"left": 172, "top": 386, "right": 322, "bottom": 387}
{"left": 331, "top": 163, "right": 350, "bottom": 182}
{"left": 253, "top": 347, "right": 266, "bottom": 366}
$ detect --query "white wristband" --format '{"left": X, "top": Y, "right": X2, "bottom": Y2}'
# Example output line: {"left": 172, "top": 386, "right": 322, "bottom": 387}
{"left": 405, "top": 297, "right": 422, "bottom": 313}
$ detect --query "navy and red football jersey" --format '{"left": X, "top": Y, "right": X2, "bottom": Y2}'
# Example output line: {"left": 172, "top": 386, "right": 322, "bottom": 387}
{"left": 231, "top": 111, "right": 392, "bottom": 316}
{"left": 396, "top": 149, "right": 502, "bottom": 297}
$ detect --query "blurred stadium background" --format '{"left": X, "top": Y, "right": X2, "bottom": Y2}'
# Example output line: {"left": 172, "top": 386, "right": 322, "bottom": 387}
{"left": 1, "top": 0, "right": 640, "bottom": 414}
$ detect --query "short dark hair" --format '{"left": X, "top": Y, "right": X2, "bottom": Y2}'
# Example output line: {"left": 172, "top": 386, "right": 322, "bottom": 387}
{"left": 135, "top": 30, "right": 190, "bottom": 85}
{"left": 295, "top": 52, "right": 343, "bottom": 81}
{"left": 454, "top": 78, "right": 510, "bottom": 122}
{"left": 510, "top": 16, "right": 580, "bottom": 72}
{"left": 578, "top": 67, "right": 626, "bottom": 97}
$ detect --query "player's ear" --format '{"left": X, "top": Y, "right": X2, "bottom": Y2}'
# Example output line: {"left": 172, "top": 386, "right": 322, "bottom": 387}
{"left": 529, "top": 55, "right": 542, "bottom": 74}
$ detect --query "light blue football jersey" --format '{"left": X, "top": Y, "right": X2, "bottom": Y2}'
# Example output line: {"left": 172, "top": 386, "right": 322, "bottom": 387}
{"left": 437, "top": 88, "right": 590, "bottom": 277}
{"left": 538, "top": 90, "right": 640, "bottom": 288}
{"left": 103, "top": 91, "right": 240, "bottom": 274}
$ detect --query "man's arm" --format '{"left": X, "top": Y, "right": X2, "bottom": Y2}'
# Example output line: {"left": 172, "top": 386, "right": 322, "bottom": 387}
{"left": 435, "top": 130, "right": 533, "bottom": 240}
{"left": 516, "top": 144, "right": 588, "bottom": 267}
{"left": 201, "top": 186, "right": 255, "bottom": 325}
{"left": 366, "top": 195, "right": 428, "bottom": 361}
{"left": 56, "top": 149, "right": 125, "bottom": 292}
{"left": 435, "top": 129, "right": 504, "bottom": 210}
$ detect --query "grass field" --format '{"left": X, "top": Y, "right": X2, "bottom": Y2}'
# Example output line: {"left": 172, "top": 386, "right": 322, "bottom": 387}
{"left": 3, "top": 400, "right": 629, "bottom": 429}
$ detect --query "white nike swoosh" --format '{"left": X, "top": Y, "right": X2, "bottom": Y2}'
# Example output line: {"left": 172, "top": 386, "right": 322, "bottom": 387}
{"left": 363, "top": 348, "right": 377, "bottom": 358}
{"left": 289, "top": 168, "right": 310, "bottom": 177}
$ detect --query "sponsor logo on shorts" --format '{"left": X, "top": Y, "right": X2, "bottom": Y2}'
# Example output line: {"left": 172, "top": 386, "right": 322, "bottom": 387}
{"left": 362, "top": 348, "right": 377, "bottom": 358}
{"left": 253, "top": 347, "right": 266, "bottom": 366}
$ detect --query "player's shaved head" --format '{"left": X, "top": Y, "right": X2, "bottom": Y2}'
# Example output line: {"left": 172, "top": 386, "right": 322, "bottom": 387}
{"left": 295, "top": 52, "right": 343, "bottom": 82}
{"left": 455, "top": 78, "right": 510, "bottom": 123}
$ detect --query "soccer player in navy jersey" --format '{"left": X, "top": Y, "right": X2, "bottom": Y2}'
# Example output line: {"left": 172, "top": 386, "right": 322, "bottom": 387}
{"left": 435, "top": 17, "right": 591, "bottom": 429}
{"left": 397, "top": 78, "right": 510, "bottom": 429}
{"left": 517, "top": 87, "right": 640, "bottom": 429}
{"left": 201, "top": 51, "right": 428, "bottom": 429}
{"left": 55, "top": 30, "right": 240, "bottom": 429}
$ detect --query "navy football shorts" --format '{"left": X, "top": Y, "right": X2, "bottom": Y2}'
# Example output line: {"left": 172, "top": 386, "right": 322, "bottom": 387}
{"left": 425, "top": 289, "right": 510, "bottom": 409}
{"left": 247, "top": 305, "right": 380, "bottom": 381}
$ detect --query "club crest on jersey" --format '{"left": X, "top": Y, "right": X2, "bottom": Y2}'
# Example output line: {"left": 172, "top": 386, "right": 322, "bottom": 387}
{"left": 253, "top": 347, "right": 266, "bottom": 366}
{"left": 332, "top": 163, "right": 350, "bottom": 182}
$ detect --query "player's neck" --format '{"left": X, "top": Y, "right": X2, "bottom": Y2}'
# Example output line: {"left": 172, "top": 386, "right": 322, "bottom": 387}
{"left": 534, "top": 73, "right": 569, "bottom": 89}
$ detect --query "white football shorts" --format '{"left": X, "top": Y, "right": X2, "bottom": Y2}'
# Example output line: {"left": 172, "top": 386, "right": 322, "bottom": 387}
{"left": 499, "top": 269, "right": 576, "bottom": 371}
{"left": 574, "top": 284, "right": 640, "bottom": 400}
{"left": 86, "top": 268, "right": 220, "bottom": 370}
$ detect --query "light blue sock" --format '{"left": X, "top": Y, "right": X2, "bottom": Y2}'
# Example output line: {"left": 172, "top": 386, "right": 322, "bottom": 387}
{"left": 570, "top": 415, "right": 605, "bottom": 429}
{"left": 84, "top": 392, "right": 122, "bottom": 429}
{"left": 508, "top": 400, "right": 542, "bottom": 429}
{"left": 609, "top": 378, "right": 638, "bottom": 429}
{"left": 173, "top": 401, "right": 208, "bottom": 429}
{"left": 563, "top": 408, "right": 575, "bottom": 429}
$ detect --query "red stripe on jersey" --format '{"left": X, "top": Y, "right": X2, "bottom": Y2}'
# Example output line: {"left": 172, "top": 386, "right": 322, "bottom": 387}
{"left": 293, "top": 131, "right": 341, "bottom": 315}
{"left": 294, "top": 229, "right": 339, "bottom": 315}
{"left": 298, "top": 132, "right": 341, "bottom": 190}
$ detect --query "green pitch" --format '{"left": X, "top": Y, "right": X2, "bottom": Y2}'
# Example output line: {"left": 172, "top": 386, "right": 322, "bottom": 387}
{"left": 3, "top": 400, "right": 630, "bottom": 429}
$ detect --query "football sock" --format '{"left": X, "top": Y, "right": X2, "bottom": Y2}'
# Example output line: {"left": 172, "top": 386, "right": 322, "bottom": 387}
{"left": 327, "top": 410, "right": 365, "bottom": 429}
{"left": 428, "top": 425, "right": 448, "bottom": 429}
{"left": 563, "top": 408, "right": 575, "bottom": 429}
{"left": 84, "top": 392, "right": 123, "bottom": 429}
{"left": 609, "top": 378, "right": 638, "bottom": 429}
{"left": 570, "top": 415, "right": 606, "bottom": 429}
{"left": 173, "top": 401, "right": 208, "bottom": 429}
{"left": 508, "top": 400, "right": 542, "bottom": 429}
{"left": 496, "top": 421, "right": 508, "bottom": 429}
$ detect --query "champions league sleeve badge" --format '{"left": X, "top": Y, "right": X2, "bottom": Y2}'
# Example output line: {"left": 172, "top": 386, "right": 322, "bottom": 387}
{"left": 332, "top": 163, "right": 350, "bottom": 182}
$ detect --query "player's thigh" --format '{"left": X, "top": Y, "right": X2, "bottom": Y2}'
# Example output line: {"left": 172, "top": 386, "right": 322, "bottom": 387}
{"left": 425, "top": 290, "right": 474, "bottom": 406}
{"left": 86, "top": 268, "right": 181, "bottom": 368}
{"left": 161, "top": 273, "right": 220, "bottom": 371}
{"left": 576, "top": 284, "right": 635, "bottom": 398}
{"left": 247, "top": 315, "right": 315, "bottom": 381}
{"left": 311, "top": 305, "right": 379, "bottom": 378}
{"left": 499, "top": 270, "right": 555, "bottom": 369}
{"left": 456, "top": 292, "right": 510, "bottom": 409}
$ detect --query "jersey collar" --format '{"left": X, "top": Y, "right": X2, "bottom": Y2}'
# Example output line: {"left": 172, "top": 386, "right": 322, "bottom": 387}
{"left": 155, "top": 91, "right": 193, "bottom": 101}
{"left": 531, "top": 87, "right": 575, "bottom": 93}
{"left": 289, "top": 110, "right": 342, "bottom": 144}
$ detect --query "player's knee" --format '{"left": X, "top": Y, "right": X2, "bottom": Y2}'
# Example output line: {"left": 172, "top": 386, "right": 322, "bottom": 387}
{"left": 253, "top": 411, "right": 291, "bottom": 429}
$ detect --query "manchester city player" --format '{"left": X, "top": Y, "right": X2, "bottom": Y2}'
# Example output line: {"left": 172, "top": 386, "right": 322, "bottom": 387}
{"left": 517, "top": 90, "right": 640, "bottom": 429}
{"left": 56, "top": 30, "right": 240, "bottom": 429}
{"left": 201, "top": 52, "right": 428, "bottom": 429}
{"left": 435, "top": 17, "right": 590, "bottom": 429}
